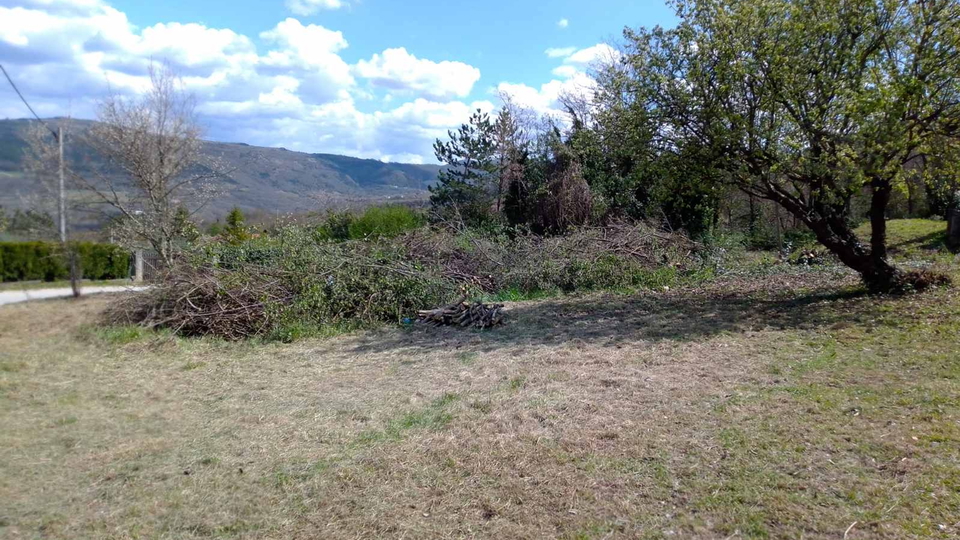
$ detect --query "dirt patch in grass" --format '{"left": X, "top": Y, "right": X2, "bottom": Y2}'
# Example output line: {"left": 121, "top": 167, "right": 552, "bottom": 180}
{"left": 1, "top": 271, "right": 958, "bottom": 539}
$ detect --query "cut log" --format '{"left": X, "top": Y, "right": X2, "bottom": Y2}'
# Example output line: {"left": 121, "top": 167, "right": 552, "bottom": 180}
{"left": 417, "top": 298, "right": 504, "bottom": 329}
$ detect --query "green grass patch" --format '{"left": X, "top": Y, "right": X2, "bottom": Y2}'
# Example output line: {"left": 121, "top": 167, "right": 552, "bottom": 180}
{"left": 264, "top": 319, "right": 366, "bottom": 343}
{"left": 855, "top": 219, "right": 950, "bottom": 259}
{"left": 507, "top": 376, "right": 526, "bottom": 391}
{"left": 180, "top": 361, "right": 206, "bottom": 371}
{"left": 92, "top": 325, "right": 152, "bottom": 345}
{"left": 356, "top": 392, "right": 461, "bottom": 445}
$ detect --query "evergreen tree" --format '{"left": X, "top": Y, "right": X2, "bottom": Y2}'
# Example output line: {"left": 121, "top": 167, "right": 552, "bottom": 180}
{"left": 430, "top": 109, "right": 497, "bottom": 226}
{"left": 223, "top": 207, "right": 249, "bottom": 244}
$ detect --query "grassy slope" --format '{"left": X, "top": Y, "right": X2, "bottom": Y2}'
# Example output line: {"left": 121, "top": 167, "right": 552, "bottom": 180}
{"left": 855, "top": 219, "right": 949, "bottom": 259}
{"left": 1, "top": 268, "right": 958, "bottom": 539}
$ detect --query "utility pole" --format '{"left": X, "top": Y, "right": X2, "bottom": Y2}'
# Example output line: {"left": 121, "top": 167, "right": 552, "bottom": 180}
{"left": 2, "top": 63, "right": 80, "bottom": 295}
{"left": 58, "top": 125, "right": 80, "bottom": 297}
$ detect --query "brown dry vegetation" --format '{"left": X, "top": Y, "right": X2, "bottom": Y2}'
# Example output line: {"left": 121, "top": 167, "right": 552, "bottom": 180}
{"left": 1, "top": 269, "right": 959, "bottom": 539}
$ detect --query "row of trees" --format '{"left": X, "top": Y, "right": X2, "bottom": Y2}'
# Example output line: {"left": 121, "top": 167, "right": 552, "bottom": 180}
{"left": 0, "top": 207, "right": 56, "bottom": 238}
{"left": 431, "top": 0, "right": 960, "bottom": 292}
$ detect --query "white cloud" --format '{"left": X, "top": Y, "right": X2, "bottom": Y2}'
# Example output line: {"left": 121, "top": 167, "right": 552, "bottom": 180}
{"left": 497, "top": 73, "right": 595, "bottom": 117}
{"left": 379, "top": 98, "right": 494, "bottom": 129}
{"left": 544, "top": 43, "right": 621, "bottom": 66}
{"left": 498, "top": 44, "right": 615, "bottom": 116}
{"left": 201, "top": 96, "right": 495, "bottom": 163}
{"left": 355, "top": 47, "right": 481, "bottom": 101}
{"left": 551, "top": 65, "right": 579, "bottom": 79}
{"left": 258, "top": 18, "right": 354, "bottom": 103}
{"left": 565, "top": 43, "right": 620, "bottom": 66}
{"left": 557, "top": 18, "right": 569, "bottom": 29}
{"left": 0, "top": 0, "right": 263, "bottom": 109}
{"left": 285, "top": 0, "right": 346, "bottom": 16}
{"left": 138, "top": 23, "right": 257, "bottom": 68}
{"left": 0, "top": 0, "right": 511, "bottom": 163}
{"left": 545, "top": 46, "right": 576, "bottom": 58}
{"left": 542, "top": 43, "right": 622, "bottom": 81}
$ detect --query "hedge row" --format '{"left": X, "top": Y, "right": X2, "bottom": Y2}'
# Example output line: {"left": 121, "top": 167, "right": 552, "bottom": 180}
{"left": 0, "top": 242, "right": 131, "bottom": 282}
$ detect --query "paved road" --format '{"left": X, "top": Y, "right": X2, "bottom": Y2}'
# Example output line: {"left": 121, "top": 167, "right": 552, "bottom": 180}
{"left": 0, "top": 286, "right": 148, "bottom": 306}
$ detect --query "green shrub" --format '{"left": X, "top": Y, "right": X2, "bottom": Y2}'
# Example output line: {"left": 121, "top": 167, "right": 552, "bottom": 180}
{"left": 72, "top": 243, "right": 131, "bottom": 280}
{"left": 313, "top": 206, "right": 424, "bottom": 242}
{"left": 347, "top": 205, "right": 425, "bottom": 240}
{"left": 0, "top": 242, "right": 62, "bottom": 282}
{"left": 223, "top": 207, "right": 250, "bottom": 245}
{"left": 0, "top": 241, "right": 130, "bottom": 282}
{"left": 110, "top": 227, "right": 462, "bottom": 339}
{"left": 314, "top": 210, "right": 354, "bottom": 242}
{"left": 501, "top": 253, "right": 682, "bottom": 294}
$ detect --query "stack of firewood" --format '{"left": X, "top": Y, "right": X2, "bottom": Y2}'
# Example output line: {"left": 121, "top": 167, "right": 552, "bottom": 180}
{"left": 417, "top": 298, "right": 504, "bottom": 329}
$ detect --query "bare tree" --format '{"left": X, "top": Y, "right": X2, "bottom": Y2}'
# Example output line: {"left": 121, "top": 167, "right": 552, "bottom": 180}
{"left": 20, "top": 121, "right": 64, "bottom": 236}
{"left": 78, "top": 63, "right": 222, "bottom": 267}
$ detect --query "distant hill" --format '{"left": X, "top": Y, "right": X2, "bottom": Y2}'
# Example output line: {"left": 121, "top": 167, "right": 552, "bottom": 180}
{"left": 0, "top": 118, "right": 439, "bottom": 220}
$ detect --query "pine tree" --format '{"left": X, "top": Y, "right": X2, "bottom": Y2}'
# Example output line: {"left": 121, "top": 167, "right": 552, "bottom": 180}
{"left": 430, "top": 109, "right": 497, "bottom": 226}
{"left": 223, "top": 207, "right": 249, "bottom": 244}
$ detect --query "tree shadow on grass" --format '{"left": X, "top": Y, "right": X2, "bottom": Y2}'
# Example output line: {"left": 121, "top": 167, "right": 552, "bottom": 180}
{"left": 888, "top": 230, "right": 949, "bottom": 254}
{"left": 346, "top": 277, "right": 883, "bottom": 357}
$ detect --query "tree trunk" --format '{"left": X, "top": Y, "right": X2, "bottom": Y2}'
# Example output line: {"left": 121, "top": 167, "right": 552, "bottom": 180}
{"left": 863, "top": 181, "right": 902, "bottom": 292}
{"left": 804, "top": 212, "right": 902, "bottom": 293}
{"left": 757, "top": 182, "right": 904, "bottom": 293}
{"left": 869, "top": 182, "right": 891, "bottom": 264}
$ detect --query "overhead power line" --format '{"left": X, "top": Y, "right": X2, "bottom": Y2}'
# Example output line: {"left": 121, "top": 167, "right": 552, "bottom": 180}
{"left": 0, "top": 62, "right": 59, "bottom": 139}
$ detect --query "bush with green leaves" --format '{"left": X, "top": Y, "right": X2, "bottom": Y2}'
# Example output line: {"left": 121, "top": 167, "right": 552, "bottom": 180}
{"left": 314, "top": 205, "right": 425, "bottom": 242}
{"left": 0, "top": 242, "right": 130, "bottom": 282}
{"left": 347, "top": 205, "right": 425, "bottom": 239}
{"left": 223, "top": 207, "right": 250, "bottom": 245}
{"left": 314, "top": 210, "right": 354, "bottom": 241}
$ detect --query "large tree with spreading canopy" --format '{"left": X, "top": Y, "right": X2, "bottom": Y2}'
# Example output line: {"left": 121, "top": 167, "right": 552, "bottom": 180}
{"left": 606, "top": 0, "right": 960, "bottom": 291}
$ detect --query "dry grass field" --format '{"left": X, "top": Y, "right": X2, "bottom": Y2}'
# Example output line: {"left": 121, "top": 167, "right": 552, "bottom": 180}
{"left": 1, "top": 268, "right": 959, "bottom": 539}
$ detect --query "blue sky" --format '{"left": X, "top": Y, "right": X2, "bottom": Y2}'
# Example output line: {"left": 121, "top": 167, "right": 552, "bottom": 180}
{"left": 0, "top": 0, "right": 676, "bottom": 163}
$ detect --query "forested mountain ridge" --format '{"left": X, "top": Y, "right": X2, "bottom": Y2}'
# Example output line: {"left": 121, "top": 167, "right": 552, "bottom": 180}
{"left": 0, "top": 118, "right": 439, "bottom": 218}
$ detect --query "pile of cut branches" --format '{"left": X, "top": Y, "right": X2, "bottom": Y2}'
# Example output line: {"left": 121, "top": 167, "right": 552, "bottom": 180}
{"left": 105, "top": 236, "right": 461, "bottom": 339}
{"left": 400, "top": 220, "right": 700, "bottom": 293}
{"left": 417, "top": 297, "right": 504, "bottom": 329}
{"left": 105, "top": 221, "right": 699, "bottom": 340}
{"left": 105, "top": 265, "right": 290, "bottom": 339}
